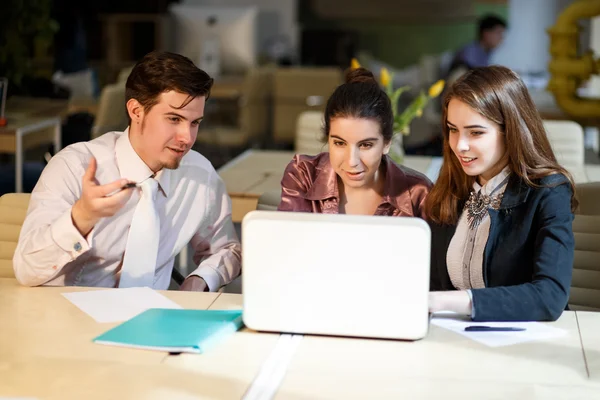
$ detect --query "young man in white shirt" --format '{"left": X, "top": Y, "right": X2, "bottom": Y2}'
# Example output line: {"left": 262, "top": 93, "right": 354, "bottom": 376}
{"left": 13, "top": 51, "right": 241, "bottom": 292}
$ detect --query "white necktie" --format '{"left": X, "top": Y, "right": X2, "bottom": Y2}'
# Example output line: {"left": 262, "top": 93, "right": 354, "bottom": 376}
{"left": 119, "top": 178, "right": 160, "bottom": 288}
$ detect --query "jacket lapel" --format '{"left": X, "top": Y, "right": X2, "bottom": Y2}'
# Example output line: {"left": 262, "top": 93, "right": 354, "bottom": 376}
{"left": 499, "top": 174, "right": 530, "bottom": 209}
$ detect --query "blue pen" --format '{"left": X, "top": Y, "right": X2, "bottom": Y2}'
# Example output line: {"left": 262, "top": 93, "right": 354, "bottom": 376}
{"left": 464, "top": 326, "right": 526, "bottom": 332}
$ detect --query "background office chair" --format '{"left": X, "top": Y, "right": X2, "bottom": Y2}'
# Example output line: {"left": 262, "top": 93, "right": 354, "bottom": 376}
{"left": 543, "top": 120, "right": 588, "bottom": 183}
{"left": 0, "top": 193, "right": 31, "bottom": 278}
{"left": 256, "top": 190, "right": 281, "bottom": 211}
{"left": 92, "top": 82, "right": 128, "bottom": 139}
{"left": 569, "top": 181, "right": 600, "bottom": 311}
{"left": 295, "top": 111, "right": 326, "bottom": 155}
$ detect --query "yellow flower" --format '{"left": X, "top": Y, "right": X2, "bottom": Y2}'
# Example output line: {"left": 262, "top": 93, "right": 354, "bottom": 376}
{"left": 416, "top": 109, "right": 423, "bottom": 117}
{"left": 428, "top": 79, "right": 445, "bottom": 98}
{"left": 380, "top": 68, "right": 390, "bottom": 87}
{"left": 350, "top": 58, "right": 361, "bottom": 70}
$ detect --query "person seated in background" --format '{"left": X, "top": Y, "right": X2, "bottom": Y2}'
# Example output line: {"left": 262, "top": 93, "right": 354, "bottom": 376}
{"left": 450, "top": 14, "right": 506, "bottom": 72}
{"left": 278, "top": 68, "right": 431, "bottom": 218}
{"left": 13, "top": 51, "right": 241, "bottom": 292}
{"left": 426, "top": 66, "right": 576, "bottom": 322}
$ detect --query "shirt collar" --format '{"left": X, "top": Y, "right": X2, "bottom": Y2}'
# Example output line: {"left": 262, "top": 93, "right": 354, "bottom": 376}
{"left": 470, "top": 166, "right": 531, "bottom": 210}
{"left": 115, "top": 128, "right": 171, "bottom": 197}
{"left": 153, "top": 169, "right": 171, "bottom": 198}
{"left": 473, "top": 165, "right": 511, "bottom": 196}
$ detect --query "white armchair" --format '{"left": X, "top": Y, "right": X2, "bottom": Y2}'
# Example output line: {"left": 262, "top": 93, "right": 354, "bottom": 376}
{"left": 542, "top": 120, "right": 588, "bottom": 183}
{"left": 295, "top": 111, "right": 327, "bottom": 155}
{"left": 92, "top": 82, "right": 127, "bottom": 139}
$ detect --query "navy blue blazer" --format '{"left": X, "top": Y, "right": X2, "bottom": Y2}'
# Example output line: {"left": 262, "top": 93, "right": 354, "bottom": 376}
{"left": 429, "top": 173, "right": 575, "bottom": 322}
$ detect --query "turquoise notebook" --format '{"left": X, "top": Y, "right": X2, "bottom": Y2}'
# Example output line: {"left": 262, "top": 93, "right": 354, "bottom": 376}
{"left": 93, "top": 309, "right": 244, "bottom": 353}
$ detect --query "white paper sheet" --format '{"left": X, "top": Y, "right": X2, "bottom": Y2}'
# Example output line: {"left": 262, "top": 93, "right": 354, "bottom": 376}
{"left": 62, "top": 287, "right": 182, "bottom": 323}
{"left": 430, "top": 313, "right": 568, "bottom": 347}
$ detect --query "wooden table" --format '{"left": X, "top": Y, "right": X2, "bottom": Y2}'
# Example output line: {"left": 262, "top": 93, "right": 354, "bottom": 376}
{"left": 577, "top": 310, "right": 600, "bottom": 382}
{"left": 217, "top": 149, "right": 442, "bottom": 223}
{"left": 0, "top": 278, "right": 280, "bottom": 399}
{"left": 162, "top": 294, "right": 283, "bottom": 399}
{"left": 276, "top": 312, "right": 598, "bottom": 399}
{"left": 3, "top": 278, "right": 600, "bottom": 398}
{"left": 0, "top": 359, "right": 255, "bottom": 400}
{"left": 0, "top": 278, "right": 214, "bottom": 365}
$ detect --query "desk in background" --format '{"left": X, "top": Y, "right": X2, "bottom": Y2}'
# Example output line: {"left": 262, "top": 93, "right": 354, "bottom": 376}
{"left": 0, "top": 97, "right": 71, "bottom": 192}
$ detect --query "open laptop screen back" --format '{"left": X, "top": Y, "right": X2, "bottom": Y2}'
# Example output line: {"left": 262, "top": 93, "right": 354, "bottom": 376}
{"left": 242, "top": 211, "right": 431, "bottom": 340}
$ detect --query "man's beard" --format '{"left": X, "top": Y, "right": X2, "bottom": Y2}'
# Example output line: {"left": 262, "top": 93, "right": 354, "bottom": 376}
{"left": 163, "top": 157, "right": 182, "bottom": 170}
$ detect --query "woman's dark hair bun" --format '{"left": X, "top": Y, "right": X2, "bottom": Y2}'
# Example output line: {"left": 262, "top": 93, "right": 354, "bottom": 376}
{"left": 345, "top": 67, "right": 377, "bottom": 84}
{"left": 324, "top": 66, "right": 393, "bottom": 143}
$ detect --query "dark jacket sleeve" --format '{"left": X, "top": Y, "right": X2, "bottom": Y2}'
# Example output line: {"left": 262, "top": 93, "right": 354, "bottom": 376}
{"left": 277, "top": 156, "right": 313, "bottom": 212}
{"left": 429, "top": 221, "right": 443, "bottom": 291}
{"left": 470, "top": 182, "right": 575, "bottom": 321}
{"left": 429, "top": 221, "right": 456, "bottom": 292}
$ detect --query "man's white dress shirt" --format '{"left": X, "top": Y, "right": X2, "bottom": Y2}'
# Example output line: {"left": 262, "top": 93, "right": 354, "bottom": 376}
{"left": 13, "top": 130, "right": 241, "bottom": 291}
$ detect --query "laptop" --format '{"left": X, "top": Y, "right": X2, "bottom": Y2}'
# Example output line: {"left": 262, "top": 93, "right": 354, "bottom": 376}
{"left": 241, "top": 211, "right": 431, "bottom": 340}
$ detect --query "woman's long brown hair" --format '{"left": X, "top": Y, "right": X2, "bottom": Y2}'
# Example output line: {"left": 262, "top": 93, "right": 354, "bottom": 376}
{"left": 426, "top": 66, "right": 577, "bottom": 225}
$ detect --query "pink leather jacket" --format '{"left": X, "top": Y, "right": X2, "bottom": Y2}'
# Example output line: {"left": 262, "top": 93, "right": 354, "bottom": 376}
{"left": 278, "top": 152, "right": 431, "bottom": 218}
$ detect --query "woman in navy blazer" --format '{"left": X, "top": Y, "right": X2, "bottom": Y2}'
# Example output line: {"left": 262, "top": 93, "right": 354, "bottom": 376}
{"left": 426, "top": 66, "right": 577, "bottom": 322}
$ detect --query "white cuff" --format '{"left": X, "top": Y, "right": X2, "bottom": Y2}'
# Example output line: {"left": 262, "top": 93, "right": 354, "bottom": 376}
{"left": 466, "top": 289, "right": 475, "bottom": 318}
{"left": 51, "top": 208, "right": 93, "bottom": 261}
{"left": 190, "top": 265, "right": 221, "bottom": 292}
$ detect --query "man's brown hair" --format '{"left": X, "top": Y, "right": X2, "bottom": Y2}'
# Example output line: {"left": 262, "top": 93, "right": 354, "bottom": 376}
{"left": 125, "top": 51, "right": 214, "bottom": 123}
